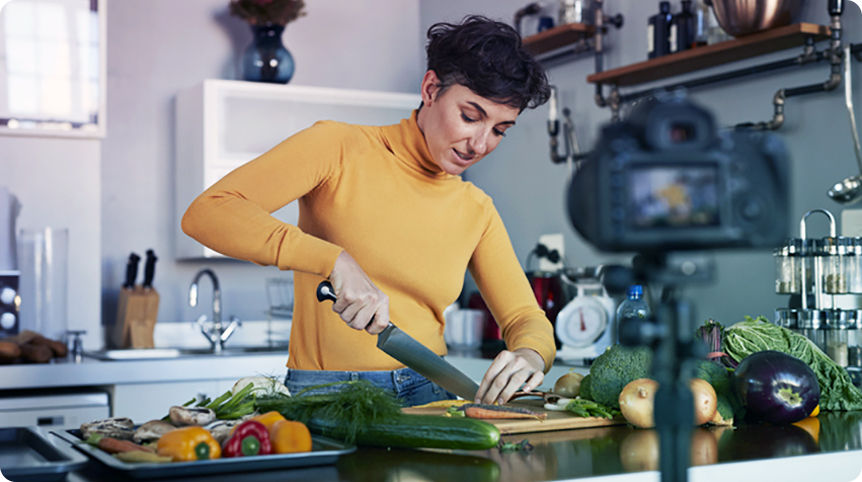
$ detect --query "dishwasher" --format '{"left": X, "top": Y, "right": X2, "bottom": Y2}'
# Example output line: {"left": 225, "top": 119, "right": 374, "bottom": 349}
{"left": 0, "top": 389, "right": 110, "bottom": 430}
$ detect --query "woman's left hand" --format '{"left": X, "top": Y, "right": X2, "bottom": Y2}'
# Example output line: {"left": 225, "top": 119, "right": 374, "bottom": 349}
{"left": 474, "top": 348, "right": 545, "bottom": 405}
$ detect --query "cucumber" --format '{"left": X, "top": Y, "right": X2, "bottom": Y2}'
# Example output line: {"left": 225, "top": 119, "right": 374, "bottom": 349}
{"left": 306, "top": 414, "right": 500, "bottom": 450}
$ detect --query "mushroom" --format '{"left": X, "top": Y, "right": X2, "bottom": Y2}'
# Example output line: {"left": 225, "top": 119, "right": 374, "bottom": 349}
{"left": 133, "top": 420, "right": 178, "bottom": 443}
{"left": 168, "top": 406, "right": 216, "bottom": 426}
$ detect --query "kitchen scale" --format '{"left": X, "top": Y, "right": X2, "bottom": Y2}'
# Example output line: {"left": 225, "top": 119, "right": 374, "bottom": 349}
{"left": 555, "top": 270, "right": 616, "bottom": 365}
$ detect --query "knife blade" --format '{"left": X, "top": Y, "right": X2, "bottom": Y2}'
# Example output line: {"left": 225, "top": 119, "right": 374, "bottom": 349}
{"left": 123, "top": 252, "right": 141, "bottom": 289}
{"left": 316, "top": 281, "right": 479, "bottom": 401}
{"left": 142, "top": 249, "right": 157, "bottom": 289}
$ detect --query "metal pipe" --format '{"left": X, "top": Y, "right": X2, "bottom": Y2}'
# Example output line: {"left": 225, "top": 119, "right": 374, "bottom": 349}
{"left": 593, "top": 0, "right": 607, "bottom": 108}
{"left": 618, "top": 56, "right": 812, "bottom": 104}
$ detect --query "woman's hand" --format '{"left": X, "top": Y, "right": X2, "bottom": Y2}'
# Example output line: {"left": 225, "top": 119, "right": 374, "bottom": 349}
{"left": 328, "top": 251, "right": 390, "bottom": 334}
{"left": 475, "top": 348, "right": 545, "bottom": 405}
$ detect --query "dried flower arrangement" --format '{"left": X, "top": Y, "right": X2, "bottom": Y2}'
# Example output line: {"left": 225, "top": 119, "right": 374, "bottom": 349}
{"left": 229, "top": 0, "right": 306, "bottom": 27}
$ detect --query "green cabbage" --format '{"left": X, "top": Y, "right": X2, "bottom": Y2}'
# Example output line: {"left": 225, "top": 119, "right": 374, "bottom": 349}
{"left": 724, "top": 316, "right": 862, "bottom": 411}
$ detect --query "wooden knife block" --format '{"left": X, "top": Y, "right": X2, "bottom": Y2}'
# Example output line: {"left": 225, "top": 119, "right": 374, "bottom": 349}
{"left": 113, "top": 286, "right": 159, "bottom": 349}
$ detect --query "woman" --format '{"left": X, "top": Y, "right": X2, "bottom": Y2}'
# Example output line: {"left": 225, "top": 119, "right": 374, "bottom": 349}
{"left": 182, "top": 15, "right": 556, "bottom": 406}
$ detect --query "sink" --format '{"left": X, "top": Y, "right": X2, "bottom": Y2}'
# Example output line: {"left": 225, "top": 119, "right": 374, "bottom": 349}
{"left": 84, "top": 345, "right": 288, "bottom": 361}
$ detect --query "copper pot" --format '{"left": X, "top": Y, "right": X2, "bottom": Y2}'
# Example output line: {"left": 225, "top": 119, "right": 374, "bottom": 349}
{"left": 706, "top": 0, "right": 805, "bottom": 37}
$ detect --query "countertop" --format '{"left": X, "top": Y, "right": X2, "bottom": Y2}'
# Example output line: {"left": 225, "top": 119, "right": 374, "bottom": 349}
{"left": 0, "top": 344, "right": 583, "bottom": 392}
{"left": 46, "top": 411, "right": 862, "bottom": 482}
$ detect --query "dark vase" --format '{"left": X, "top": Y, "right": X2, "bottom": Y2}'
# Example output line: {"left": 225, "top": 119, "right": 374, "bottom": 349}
{"left": 242, "top": 24, "right": 294, "bottom": 84}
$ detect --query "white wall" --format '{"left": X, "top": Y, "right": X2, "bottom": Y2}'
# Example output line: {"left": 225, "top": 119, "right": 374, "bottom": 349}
{"left": 419, "top": 0, "right": 862, "bottom": 327}
{"left": 100, "top": 0, "right": 424, "bottom": 348}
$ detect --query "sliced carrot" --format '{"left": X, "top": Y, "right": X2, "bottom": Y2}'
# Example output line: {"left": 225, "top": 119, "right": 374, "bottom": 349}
{"left": 464, "top": 406, "right": 547, "bottom": 420}
{"left": 88, "top": 434, "right": 155, "bottom": 454}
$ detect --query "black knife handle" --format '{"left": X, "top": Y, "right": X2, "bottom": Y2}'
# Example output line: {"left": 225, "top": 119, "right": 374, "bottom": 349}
{"left": 316, "top": 281, "right": 379, "bottom": 325}
{"left": 317, "top": 281, "right": 337, "bottom": 303}
{"left": 143, "top": 249, "right": 157, "bottom": 288}
{"left": 124, "top": 252, "right": 141, "bottom": 289}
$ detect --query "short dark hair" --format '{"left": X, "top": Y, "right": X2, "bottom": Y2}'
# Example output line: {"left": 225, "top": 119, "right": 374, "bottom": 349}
{"left": 425, "top": 15, "right": 550, "bottom": 112}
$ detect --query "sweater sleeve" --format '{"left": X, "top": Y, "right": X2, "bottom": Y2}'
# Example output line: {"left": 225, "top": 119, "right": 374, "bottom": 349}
{"left": 181, "top": 121, "right": 346, "bottom": 276}
{"left": 467, "top": 202, "right": 557, "bottom": 372}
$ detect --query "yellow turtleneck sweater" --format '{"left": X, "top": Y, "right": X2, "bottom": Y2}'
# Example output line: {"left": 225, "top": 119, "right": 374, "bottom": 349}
{"left": 182, "top": 111, "right": 556, "bottom": 372}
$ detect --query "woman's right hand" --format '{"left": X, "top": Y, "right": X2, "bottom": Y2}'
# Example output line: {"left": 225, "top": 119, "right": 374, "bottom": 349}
{"left": 327, "top": 251, "right": 391, "bottom": 334}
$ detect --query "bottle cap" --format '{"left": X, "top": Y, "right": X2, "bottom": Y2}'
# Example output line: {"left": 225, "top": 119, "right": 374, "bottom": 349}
{"left": 628, "top": 285, "right": 643, "bottom": 297}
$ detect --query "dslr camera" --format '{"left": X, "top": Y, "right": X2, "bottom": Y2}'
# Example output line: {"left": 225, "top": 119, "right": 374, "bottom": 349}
{"left": 567, "top": 94, "right": 790, "bottom": 253}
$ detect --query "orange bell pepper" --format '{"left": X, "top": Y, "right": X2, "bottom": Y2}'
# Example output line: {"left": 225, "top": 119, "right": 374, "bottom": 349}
{"left": 157, "top": 426, "right": 221, "bottom": 461}
{"left": 250, "top": 411, "right": 287, "bottom": 432}
{"left": 270, "top": 419, "right": 313, "bottom": 454}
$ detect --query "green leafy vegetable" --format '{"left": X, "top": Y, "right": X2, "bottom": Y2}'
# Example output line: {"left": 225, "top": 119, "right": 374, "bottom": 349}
{"left": 724, "top": 316, "right": 862, "bottom": 411}
{"left": 255, "top": 380, "right": 403, "bottom": 443}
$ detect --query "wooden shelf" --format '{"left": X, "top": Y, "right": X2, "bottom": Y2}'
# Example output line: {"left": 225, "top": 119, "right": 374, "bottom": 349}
{"left": 587, "top": 23, "right": 830, "bottom": 87}
{"left": 523, "top": 22, "right": 595, "bottom": 56}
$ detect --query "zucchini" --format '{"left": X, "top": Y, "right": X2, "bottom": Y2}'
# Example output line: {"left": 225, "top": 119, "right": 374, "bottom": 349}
{"left": 306, "top": 414, "right": 500, "bottom": 450}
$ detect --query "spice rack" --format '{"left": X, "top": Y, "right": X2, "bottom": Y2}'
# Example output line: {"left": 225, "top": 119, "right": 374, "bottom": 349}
{"left": 774, "top": 209, "right": 862, "bottom": 369}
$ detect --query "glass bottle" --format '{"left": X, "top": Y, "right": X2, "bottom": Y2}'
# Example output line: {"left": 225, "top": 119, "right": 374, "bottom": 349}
{"left": 670, "top": 0, "right": 695, "bottom": 53}
{"left": 648, "top": 2, "right": 673, "bottom": 59}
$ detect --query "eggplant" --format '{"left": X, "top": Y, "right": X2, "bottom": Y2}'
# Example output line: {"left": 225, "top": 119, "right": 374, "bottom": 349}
{"left": 732, "top": 350, "right": 820, "bottom": 425}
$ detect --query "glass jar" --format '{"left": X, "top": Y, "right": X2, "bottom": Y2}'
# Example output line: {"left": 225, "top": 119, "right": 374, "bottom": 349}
{"left": 822, "top": 237, "right": 848, "bottom": 294}
{"left": 849, "top": 238, "right": 862, "bottom": 293}
{"left": 827, "top": 313, "right": 850, "bottom": 367}
{"left": 774, "top": 238, "right": 805, "bottom": 294}
{"left": 798, "top": 309, "right": 828, "bottom": 352}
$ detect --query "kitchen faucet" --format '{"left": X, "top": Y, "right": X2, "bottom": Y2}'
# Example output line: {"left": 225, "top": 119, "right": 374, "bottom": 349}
{"left": 189, "top": 268, "right": 240, "bottom": 353}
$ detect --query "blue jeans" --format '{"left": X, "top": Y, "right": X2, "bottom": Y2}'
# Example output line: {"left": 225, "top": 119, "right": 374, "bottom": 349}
{"left": 284, "top": 367, "right": 458, "bottom": 407}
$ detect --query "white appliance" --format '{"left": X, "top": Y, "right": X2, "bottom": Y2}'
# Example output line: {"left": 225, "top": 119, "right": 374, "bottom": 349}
{"left": 555, "top": 274, "right": 616, "bottom": 365}
{"left": 0, "top": 391, "right": 110, "bottom": 431}
{"left": 0, "top": 187, "right": 21, "bottom": 337}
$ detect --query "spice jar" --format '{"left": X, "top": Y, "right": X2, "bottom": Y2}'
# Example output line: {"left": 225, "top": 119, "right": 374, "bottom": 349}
{"left": 774, "top": 239, "right": 804, "bottom": 294}
{"left": 798, "top": 309, "right": 828, "bottom": 352}
{"left": 827, "top": 311, "right": 850, "bottom": 367}
{"left": 822, "top": 237, "right": 849, "bottom": 294}
{"left": 848, "top": 238, "right": 862, "bottom": 293}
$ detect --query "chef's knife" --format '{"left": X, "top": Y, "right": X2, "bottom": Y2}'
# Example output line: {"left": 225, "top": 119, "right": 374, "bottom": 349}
{"left": 142, "top": 249, "right": 157, "bottom": 289}
{"left": 316, "top": 281, "right": 479, "bottom": 401}
{"left": 123, "top": 252, "right": 141, "bottom": 289}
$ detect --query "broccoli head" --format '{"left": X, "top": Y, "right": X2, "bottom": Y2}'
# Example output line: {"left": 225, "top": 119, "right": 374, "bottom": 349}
{"left": 582, "top": 344, "right": 653, "bottom": 410}
{"left": 579, "top": 374, "right": 592, "bottom": 401}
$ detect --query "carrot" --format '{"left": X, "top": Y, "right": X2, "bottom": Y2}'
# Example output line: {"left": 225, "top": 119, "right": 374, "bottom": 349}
{"left": 87, "top": 434, "right": 156, "bottom": 454}
{"left": 462, "top": 404, "right": 547, "bottom": 420}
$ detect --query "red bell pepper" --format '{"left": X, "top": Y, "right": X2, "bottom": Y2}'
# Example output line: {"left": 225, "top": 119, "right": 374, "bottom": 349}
{"left": 222, "top": 420, "right": 272, "bottom": 457}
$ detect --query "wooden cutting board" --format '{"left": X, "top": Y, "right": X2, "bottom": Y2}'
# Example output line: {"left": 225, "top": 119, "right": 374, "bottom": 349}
{"left": 403, "top": 398, "right": 628, "bottom": 435}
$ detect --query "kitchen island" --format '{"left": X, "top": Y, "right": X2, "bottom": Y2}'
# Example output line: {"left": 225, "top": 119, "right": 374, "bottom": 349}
{"left": 5, "top": 351, "right": 862, "bottom": 481}
{"left": 45, "top": 411, "right": 862, "bottom": 482}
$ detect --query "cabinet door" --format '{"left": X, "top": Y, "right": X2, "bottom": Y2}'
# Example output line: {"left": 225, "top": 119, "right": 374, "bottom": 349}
{"left": 112, "top": 380, "right": 223, "bottom": 423}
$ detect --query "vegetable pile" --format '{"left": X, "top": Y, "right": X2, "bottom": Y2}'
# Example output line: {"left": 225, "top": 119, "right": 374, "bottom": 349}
{"left": 576, "top": 343, "right": 736, "bottom": 426}
{"left": 78, "top": 376, "right": 313, "bottom": 464}
{"left": 722, "top": 316, "right": 862, "bottom": 411}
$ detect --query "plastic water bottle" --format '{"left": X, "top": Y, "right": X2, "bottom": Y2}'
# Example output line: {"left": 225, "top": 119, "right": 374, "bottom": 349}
{"left": 616, "top": 285, "right": 651, "bottom": 345}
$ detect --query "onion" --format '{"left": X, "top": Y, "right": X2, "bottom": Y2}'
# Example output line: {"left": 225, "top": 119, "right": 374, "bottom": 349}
{"left": 619, "top": 378, "right": 658, "bottom": 428}
{"left": 690, "top": 378, "right": 718, "bottom": 426}
{"left": 553, "top": 370, "right": 584, "bottom": 398}
{"left": 619, "top": 378, "right": 717, "bottom": 428}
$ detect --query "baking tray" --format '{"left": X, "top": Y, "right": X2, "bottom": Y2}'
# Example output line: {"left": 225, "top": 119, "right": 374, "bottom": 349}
{"left": 53, "top": 429, "right": 355, "bottom": 479}
{"left": 0, "top": 426, "right": 88, "bottom": 482}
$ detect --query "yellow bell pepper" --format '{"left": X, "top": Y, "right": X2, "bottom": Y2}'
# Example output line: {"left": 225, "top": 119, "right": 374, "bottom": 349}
{"left": 157, "top": 426, "right": 221, "bottom": 462}
{"left": 249, "top": 411, "right": 287, "bottom": 432}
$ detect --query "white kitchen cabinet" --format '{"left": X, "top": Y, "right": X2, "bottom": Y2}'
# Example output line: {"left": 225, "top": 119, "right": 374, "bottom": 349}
{"left": 111, "top": 379, "right": 238, "bottom": 423}
{"left": 175, "top": 79, "right": 421, "bottom": 259}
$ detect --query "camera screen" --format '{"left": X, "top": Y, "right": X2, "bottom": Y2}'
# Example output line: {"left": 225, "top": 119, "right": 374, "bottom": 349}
{"left": 627, "top": 165, "right": 720, "bottom": 229}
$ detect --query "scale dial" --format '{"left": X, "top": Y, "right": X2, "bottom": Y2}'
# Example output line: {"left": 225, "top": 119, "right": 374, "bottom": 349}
{"left": 556, "top": 297, "right": 609, "bottom": 348}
